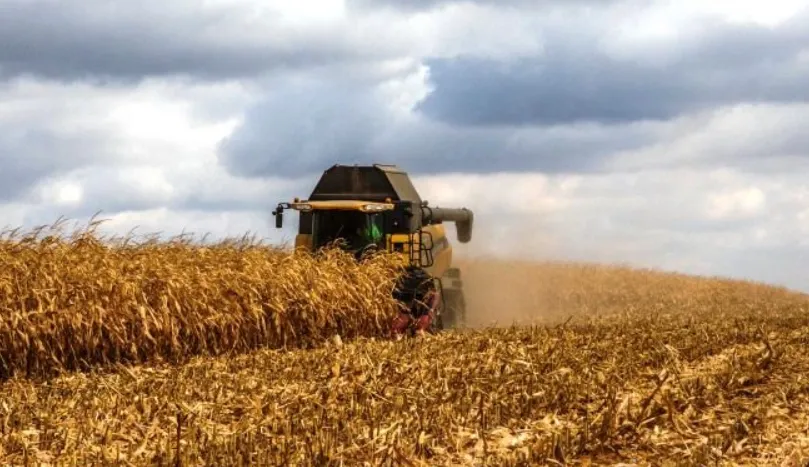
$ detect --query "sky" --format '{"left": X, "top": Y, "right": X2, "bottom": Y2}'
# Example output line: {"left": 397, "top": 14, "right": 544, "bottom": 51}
{"left": 3, "top": 0, "right": 809, "bottom": 290}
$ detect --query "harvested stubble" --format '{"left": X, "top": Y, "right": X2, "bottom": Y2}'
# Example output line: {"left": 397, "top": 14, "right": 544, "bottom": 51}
{"left": 0, "top": 222, "right": 403, "bottom": 379}
{"left": 3, "top": 254, "right": 809, "bottom": 465}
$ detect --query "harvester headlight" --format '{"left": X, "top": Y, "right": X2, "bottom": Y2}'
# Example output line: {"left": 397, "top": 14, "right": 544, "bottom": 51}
{"left": 362, "top": 204, "right": 387, "bottom": 212}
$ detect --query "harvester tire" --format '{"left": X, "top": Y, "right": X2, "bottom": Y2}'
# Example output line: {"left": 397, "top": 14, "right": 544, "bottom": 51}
{"left": 431, "top": 296, "right": 446, "bottom": 332}
{"left": 441, "top": 288, "right": 466, "bottom": 329}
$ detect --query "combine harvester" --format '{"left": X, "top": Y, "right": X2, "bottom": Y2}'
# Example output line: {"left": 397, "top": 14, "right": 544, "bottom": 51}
{"left": 272, "top": 164, "right": 474, "bottom": 335}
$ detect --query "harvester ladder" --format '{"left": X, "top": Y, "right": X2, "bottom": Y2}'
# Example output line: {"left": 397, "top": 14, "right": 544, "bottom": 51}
{"left": 407, "top": 229, "right": 434, "bottom": 268}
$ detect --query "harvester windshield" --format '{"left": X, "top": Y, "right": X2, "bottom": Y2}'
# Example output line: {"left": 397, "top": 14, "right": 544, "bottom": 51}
{"left": 312, "top": 210, "right": 385, "bottom": 253}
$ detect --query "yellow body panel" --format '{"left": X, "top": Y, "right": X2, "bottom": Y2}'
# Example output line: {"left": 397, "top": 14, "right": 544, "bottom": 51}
{"left": 423, "top": 224, "right": 453, "bottom": 278}
{"left": 388, "top": 224, "right": 452, "bottom": 278}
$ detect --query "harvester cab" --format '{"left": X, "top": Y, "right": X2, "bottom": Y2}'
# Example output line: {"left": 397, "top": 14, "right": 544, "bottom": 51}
{"left": 272, "top": 164, "right": 474, "bottom": 332}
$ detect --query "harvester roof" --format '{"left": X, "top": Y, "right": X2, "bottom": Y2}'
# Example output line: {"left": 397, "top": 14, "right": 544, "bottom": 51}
{"left": 307, "top": 164, "right": 422, "bottom": 204}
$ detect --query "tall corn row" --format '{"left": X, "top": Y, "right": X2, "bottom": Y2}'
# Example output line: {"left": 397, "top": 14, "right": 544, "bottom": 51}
{"left": 0, "top": 222, "right": 404, "bottom": 379}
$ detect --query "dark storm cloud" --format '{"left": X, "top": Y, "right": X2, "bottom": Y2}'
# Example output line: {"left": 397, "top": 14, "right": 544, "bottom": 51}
{"left": 218, "top": 5, "right": 809, "bottom": 178}
{"left": 417, "top": 12, "right": 809, "bottom": 125}
{"left": 0, "top": 0, "right": 386, "bottom": 82}
{"left": 217, "top": 77, "right": 662, "bottom": 178}
{"left": 367, "top": 118, "right": 657, "bottom": 175}
{"left": 217, "top": 80, "right": 388, "bottom": 178}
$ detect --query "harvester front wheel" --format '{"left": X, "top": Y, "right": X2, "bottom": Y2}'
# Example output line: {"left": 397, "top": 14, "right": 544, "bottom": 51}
{"left": 431, "top": 288, "right": 446, "bottom": 332}
{"left": 441, "top": 289, "right": 466, "bottom": 328}
{"left": 440, "top": 267, "right": 467, "bottom": 329}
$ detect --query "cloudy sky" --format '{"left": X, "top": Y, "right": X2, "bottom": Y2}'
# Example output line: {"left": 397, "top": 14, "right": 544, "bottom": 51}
{"left": 3, "top": 0, "right": 809, "bottom": 290}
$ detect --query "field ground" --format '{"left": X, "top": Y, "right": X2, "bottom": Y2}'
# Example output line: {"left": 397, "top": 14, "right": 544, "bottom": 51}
{"left": 2, "top": 227, "right": 809, "bottom": 465}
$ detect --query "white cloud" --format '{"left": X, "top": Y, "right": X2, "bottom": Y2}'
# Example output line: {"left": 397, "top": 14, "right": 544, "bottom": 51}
{"left": 40, "top": 181, "right": 84, "bottom": 207}
{"left": 609, "top": 103, "right": 809, "bottom": 171}
{"left": 2, "top": 76, "right": 300, "bottom": 232}
{"left": 674, "top": 0, "right": 807, "bottom": 26}
{"left": 266, "top": 0, "right": 348, "bottom": 23}
{"left": 705, "top": 187, "right": 766, "bottom": 220}
{"left": 0, "top": 203, "right": 29, "bottom": 231}
{"left": 410, "top": 167, "right": 809, "bottom": 291}
{"left": 398, "top": 3, "right": 546, "bottom": 59}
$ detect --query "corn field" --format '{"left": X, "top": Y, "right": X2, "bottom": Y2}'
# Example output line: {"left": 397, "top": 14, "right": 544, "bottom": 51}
{"left": 0, "top": 221, "right": 403, "bottom": 380}
{"left": 1, "top": 222, "right": 809, "bottom": 465}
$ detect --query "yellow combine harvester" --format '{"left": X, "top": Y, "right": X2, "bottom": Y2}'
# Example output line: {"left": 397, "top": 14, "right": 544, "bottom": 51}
{"left": 272, "top": 164, "right": 473, "bottom": 333}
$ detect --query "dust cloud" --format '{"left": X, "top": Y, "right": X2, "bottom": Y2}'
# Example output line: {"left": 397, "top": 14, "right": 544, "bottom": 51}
{"left": 454, "top": 257, "right": 576, "bottom": 329}
{"left": 443, "top": 212, "right": 580, "bottom": 328}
